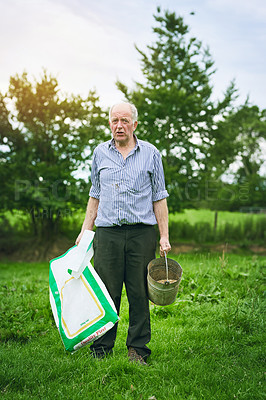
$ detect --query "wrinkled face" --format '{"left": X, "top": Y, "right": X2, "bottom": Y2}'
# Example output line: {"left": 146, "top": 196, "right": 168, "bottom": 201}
{"left": 109, "top": 103, "right": 138, "bottom": 146}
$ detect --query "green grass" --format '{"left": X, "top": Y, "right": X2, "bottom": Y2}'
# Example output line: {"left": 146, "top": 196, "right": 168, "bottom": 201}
{"left": 169, "top": 209, "right": 266, "bottom": 244}
{"left": 0, "top": 253, "right": 265, "bottom": 399}
{"left": 1, "top": 209, "right": 265, "bottom": 247}
{"left": 169, "top": 209, "right": 265, "bottom": 227}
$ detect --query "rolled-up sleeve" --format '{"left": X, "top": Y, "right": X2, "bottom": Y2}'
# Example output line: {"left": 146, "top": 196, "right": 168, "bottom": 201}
{"left": 151, "top": 150, "right": 169, "bottom": 202}
{"left": 89, "top": 151, "right": 100, "bottom": 199}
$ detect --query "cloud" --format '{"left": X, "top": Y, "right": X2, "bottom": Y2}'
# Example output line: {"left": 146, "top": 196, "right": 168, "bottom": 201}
{"left": 0, "top": 0, "right": 265, "bottom": 108}
{"left": 0, "top": 0, "right": 147, "bottom": 103}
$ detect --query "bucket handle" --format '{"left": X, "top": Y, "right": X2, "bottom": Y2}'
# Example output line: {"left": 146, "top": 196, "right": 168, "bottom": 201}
{"left": 164, "top": 251, "right": 170, "bottom": 286}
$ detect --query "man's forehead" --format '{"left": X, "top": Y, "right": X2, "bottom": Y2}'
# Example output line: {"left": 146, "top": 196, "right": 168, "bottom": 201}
{"left": 111, "top": 104, "right": 132, "bottom": 118}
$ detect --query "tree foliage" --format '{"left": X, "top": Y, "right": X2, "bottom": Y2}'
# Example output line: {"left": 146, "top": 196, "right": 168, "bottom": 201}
{"left": 116, "top": 9, "right": 259, "bottom": 211}
{"left": 0, "top": 71, "right": 108, "bottom": 237}
{"left": 212, "top": 104, "right": 266, "bottom": 210}
{"left": 0, "top": 9, "right": 265, "bottom": 238}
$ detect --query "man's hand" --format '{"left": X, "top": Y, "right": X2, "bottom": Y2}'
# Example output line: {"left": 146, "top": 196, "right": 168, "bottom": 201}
{"left": 159, "top": 237, "right": 171, "bottom": 257}
{"left": 75, "top": 230, "right": 84, "bottom": 246}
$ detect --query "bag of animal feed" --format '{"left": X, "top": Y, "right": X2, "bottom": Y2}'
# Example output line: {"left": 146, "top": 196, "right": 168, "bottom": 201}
{"left": 49, "top": 230, "right": 119, "bottom": 352}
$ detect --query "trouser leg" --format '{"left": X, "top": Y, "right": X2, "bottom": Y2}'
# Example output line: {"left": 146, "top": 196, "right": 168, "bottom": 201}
{"left": 90, "top": 225, "right": 157, "bottom": 359}
{"left": 125, "top": 226, "right": 157, "bottom": 359}
{"left": 90, "top": 227, "right": 124, "bottom": 354}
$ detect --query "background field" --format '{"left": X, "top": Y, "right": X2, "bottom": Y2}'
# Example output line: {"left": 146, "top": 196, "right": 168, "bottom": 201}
{"left": 0, "top": 252, "right": 265, "bottom": 399}
{"left": 1, "top": 209, "right": 265, "bottom": 263}
{"left": 169, "top": 209, "right": 265, "bottom": 225}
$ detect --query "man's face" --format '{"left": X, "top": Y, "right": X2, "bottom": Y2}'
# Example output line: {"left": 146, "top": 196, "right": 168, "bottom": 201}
{"left": 109, "top": 103, "right": 138, "bottom": 146}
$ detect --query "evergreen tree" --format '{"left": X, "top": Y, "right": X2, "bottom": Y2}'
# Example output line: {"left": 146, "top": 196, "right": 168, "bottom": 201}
{"left": 116, "top": 8, "right": 238, "bottom": 211}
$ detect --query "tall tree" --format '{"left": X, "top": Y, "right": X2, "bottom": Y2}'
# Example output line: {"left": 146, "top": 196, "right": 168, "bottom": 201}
{"left": 116, "top": 8, "right": 238, "bottom": 211}
{"left": 212, "top": 103, "right": 266, "bottom": 210}
{"left": 0, "top": 71, "right": 108, "bottom": 237}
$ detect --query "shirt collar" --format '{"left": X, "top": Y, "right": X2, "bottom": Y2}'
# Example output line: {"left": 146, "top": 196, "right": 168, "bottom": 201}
{"left": 108, "top": 134, "right": 140, "bottom": 151}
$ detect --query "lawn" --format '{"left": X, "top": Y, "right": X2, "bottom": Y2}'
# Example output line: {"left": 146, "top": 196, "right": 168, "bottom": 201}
{"left": 169, "top": 209, "right": 265, "bottom": 228}
{"left": 169, "top": 209, "right": 266, "bottom": 245}
{"left": 0, "top": 252, "right": 265, "bottom": 399}
{"left": 1, "top": 209, "right": 265, "bottom": 249}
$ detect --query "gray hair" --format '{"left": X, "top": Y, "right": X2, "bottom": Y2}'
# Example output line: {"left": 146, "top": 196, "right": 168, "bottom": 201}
{"left": 109, "top": 102, "right": 138, "bottom": 123}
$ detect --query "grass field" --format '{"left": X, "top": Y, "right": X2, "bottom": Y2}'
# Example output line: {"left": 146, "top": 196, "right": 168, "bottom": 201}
{"left": 168, "top": 209, "right": 266, "bottom": 245}
{"left": 169, "top": 209, "right": 265, "bottom": 226}
{"left": 0, "top": 252, "right": 265, "bottom": 399}
{"left": 1, "top": 209, "right": 265, "bottom": 251}
{"left": 3, "top": 208, "right": 266, "bottom": 233}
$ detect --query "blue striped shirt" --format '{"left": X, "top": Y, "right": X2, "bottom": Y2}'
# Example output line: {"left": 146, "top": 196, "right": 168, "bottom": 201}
{"left": 89, "top": 136, "right": 169, "bottom": 227}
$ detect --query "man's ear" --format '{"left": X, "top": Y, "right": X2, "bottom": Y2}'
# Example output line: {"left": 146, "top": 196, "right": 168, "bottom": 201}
{"left": 133, "top": 121, "right": 138, "bottom": 131}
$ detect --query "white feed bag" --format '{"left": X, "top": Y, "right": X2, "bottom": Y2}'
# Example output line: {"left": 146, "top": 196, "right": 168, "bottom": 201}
{"left": 49, "top": 230, "right": 119, "bottom": 352}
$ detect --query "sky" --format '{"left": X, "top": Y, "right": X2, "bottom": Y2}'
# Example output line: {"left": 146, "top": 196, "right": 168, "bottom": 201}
{"left": 0, "top": 0, "right": 266, "bottom": 110}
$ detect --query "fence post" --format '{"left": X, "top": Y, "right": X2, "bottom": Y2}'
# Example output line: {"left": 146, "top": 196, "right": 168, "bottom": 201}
{"left": 214, "top": 211, "right": 218, "bottom": 233}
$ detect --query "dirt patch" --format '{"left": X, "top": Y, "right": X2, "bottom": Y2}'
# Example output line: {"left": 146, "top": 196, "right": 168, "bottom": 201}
{"left": 171, "top": 242, "right": 266, "bottom": 256}
{"left": 171, "top": 244, "right": 196, "bottom": 253}
{"left": 249, "top": 246, "right": 266, "bottom": 255}
{"left": 0, "top": 237, "right": 265, "bottom": 262}
{"left": 0, "top": 236, "right": 74, "bottom": 263}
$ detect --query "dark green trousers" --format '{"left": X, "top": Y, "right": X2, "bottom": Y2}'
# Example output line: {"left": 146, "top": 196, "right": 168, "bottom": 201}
{"left": 90, "top": 224, "right": 157, "bottom": 359}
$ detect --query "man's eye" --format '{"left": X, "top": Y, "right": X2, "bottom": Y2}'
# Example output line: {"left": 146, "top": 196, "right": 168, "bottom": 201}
{"left": 122, "top": 119, "right": 129, "bottom": 123}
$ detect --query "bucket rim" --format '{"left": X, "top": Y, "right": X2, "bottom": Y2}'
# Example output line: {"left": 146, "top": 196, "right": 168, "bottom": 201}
{"left": 147, "top": 257, "right": 182, "bottom": 270}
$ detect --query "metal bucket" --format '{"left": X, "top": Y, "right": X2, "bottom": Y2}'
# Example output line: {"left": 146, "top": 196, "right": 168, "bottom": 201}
{"left": 147, "top": 256, "right": 182, "bottom": 306}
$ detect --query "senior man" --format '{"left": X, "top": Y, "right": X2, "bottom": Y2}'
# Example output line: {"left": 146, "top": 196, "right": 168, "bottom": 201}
{"left": 76, "top": 102, "right": 171, "bottom": 365}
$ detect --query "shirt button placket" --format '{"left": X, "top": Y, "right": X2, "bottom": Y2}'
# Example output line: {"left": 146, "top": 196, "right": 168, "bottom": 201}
{"left": 118, "top": 159, "right": 126, "bottom": 224}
